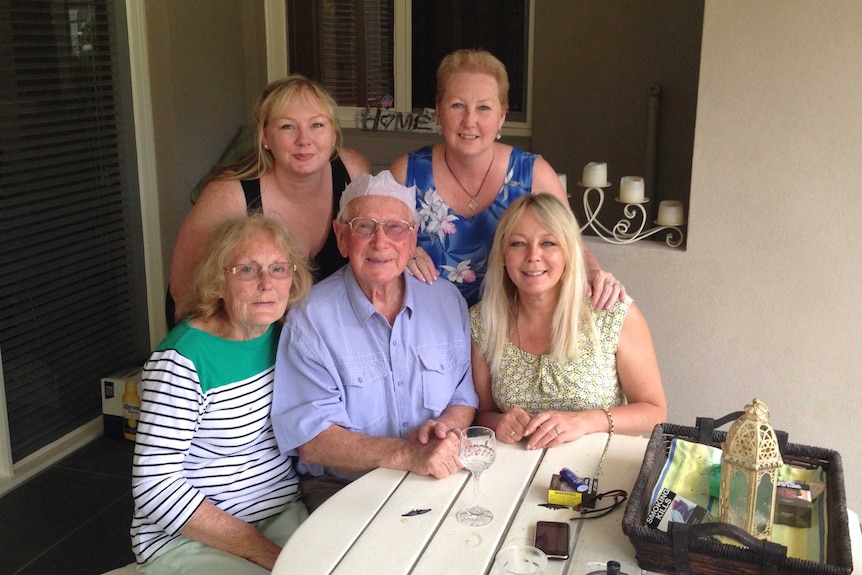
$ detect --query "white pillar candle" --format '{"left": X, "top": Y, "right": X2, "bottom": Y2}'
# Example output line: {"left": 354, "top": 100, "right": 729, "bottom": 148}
{"left": 657, "top": 200, "right": 685, "bottom": 226}
{"left": 582, "top": 162, "right": 607, "bottom": 187}
{"left": 619, "top": 176, "right": 645, "bottom": 203}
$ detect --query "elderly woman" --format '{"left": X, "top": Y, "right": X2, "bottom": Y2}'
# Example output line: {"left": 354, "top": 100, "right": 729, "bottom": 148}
{"left": 389, "top": 49, "right": 624, "bottom": 308}
{"left": 470, "top": 194, "right": 666, "bottom": 450}
{"left": 169, "top": 74, "right": 371, "bottom": 322}
{"left": 132, "top": 215, "right": 312, "bottom": 574}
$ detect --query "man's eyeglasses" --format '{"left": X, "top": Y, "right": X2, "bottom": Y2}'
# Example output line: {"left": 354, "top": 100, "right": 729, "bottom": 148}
{"left": 224, "top": 262, "right": 295, "bottom": 281}
{"left": 344, "top": 217, "right": 415, "bottom": 240}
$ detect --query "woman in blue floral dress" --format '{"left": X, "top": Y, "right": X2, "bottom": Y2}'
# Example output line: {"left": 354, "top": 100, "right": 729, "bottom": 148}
{"left": 390, "top": 49, "right": 624, "bottom": 307}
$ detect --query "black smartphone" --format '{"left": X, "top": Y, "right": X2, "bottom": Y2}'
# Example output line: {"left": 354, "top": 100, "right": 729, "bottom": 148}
{"left": 534, "top": 520, "right": 570, "bottom": 560}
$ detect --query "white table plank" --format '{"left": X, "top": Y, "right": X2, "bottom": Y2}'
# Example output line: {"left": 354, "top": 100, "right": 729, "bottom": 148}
{"left": 332, "top": 469, "right": 469, "bottom": 574}
{"left": 411, "top": 442, "right": 544, "bottom": 575}
{"left": 272, "top": 468, "right": 407, "bottom": 574}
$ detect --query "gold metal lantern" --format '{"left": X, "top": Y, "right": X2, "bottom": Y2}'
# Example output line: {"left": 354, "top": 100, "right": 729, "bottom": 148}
{"left": 718, "top": 399, "right": 783, "bottom": 540}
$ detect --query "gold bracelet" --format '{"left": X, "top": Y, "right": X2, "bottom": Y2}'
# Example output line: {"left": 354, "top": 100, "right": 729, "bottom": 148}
{"left": 602, "top": 407, "right": 614, "bottom": 436}
{"left": 596, "top": 408, "right": 614, "bottom": 479}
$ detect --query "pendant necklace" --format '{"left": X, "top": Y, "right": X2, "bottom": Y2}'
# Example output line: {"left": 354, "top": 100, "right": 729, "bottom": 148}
{"left": 443, "top": 147, "right": 495, "bottom": 211}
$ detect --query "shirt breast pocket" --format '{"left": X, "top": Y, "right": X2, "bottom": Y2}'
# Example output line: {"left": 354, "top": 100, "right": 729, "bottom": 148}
{"left": 341, "top": 357, "right": 388, "bottom": 430}
{"left": 416, "top": 341, "right": 468, "bottom": 414}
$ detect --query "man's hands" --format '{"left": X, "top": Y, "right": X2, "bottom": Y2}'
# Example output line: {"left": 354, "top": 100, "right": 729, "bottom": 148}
{"left": 405, "top": 420, "right": 463, "bottom": 478}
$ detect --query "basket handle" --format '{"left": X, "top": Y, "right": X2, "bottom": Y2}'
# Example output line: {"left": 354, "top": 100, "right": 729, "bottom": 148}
{"left": 669, "top": 521, "right": 787, "bottom": 575}
{"left": 695, "top": 412, "right": 789, "bottom": 453}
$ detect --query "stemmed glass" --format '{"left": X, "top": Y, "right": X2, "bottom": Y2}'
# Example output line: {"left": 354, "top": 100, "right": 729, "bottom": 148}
{"left": 457, "top": 426, "right": 497, "bottom": 526}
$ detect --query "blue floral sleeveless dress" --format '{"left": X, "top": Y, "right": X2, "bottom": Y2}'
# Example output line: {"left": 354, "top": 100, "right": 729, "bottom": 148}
{"left": 405, "top": 145, "right": 538, "bottom": 306}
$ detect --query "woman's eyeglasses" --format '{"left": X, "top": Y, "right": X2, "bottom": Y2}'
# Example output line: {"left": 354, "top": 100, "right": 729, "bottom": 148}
{"left": 224, "top": 262, "right": 295, "bottom": 281}
{"left": 344, "top": 217, "right": 415, "bottom": 240}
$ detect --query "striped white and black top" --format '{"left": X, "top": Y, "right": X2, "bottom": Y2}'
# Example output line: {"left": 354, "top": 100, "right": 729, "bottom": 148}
{"left": 131, "top": 321, "right": 300, "bottom": 564}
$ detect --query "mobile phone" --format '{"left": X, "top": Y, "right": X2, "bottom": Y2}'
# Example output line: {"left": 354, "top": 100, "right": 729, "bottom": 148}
{"left": 534, "top": 520, "right": 570, "bottom": 560}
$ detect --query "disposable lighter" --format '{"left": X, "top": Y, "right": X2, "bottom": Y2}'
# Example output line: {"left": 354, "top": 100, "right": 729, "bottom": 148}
{"left": 559, "top": 468, "right": 590, "bottom": 493}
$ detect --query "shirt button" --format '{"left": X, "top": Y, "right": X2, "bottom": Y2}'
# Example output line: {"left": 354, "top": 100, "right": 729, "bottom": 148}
{"left": 402, "top": 422, "right": 409, "bottom": 428}
{"left": 397, "top": 381, "right": 404, "bottom": 387}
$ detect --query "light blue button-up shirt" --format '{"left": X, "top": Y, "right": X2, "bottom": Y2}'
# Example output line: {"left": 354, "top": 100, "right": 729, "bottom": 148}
{"left": 272, "top": 266, "right": 478, "bottom": 481}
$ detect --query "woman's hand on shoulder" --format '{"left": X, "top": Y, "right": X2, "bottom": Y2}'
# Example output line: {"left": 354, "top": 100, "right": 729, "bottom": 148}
{"left": 406, "top": 247, "right": 439, "bottom": 283}
{"left": 579, "top": 244, "right": 625, "bottom": 310}
{"left": 587, "top": 268, "right": 627, "bottom": 310}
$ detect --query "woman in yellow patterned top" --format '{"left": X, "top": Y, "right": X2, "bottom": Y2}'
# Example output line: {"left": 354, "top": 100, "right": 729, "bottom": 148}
{"left": 470, "top": 194, "right": 666, "bottom": 450}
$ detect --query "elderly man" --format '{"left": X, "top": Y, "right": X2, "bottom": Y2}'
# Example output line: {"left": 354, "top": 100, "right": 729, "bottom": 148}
{"left": 272, "top": 170, "right": 477, "bottom": 511}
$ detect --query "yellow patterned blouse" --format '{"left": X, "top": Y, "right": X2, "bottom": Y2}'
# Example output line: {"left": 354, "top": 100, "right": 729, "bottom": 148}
{"left": 469, "top": 297, "right": 632, "bottom": 414}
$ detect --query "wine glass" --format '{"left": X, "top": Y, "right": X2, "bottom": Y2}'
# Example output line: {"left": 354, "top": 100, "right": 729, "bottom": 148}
{"left": 457, "top": 426, "right": 497, "bottom": 526}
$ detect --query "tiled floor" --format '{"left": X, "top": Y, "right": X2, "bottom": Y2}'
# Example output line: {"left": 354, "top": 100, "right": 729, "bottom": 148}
{"left": 0, "top": 437, "right": 136, "bottom": 575}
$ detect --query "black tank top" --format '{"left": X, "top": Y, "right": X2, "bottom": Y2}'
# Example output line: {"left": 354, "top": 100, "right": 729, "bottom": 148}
{"left": 240, "top": 157, "right": 350, "bottom": 283}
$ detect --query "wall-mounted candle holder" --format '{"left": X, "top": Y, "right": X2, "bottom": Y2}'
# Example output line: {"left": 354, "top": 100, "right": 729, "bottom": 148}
{"left": 578, "top": 163, "right": 685, "bottom": 248}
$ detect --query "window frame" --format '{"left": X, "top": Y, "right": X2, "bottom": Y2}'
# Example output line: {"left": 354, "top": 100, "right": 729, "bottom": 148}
{"left": 266, "top": 0, "right": 535, "bottom": 137}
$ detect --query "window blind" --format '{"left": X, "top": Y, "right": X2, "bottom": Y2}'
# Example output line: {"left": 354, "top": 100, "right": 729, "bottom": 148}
{"left": 288, "top": 0, "right": 394, "bottom": 108}
{"left": 0, "top": 0, "right": 147, "bottom": 462}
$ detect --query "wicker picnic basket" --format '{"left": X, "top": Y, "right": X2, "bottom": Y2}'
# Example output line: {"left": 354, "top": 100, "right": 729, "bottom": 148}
{"left": 621, "top": 418, "right": 853, "bottom": 575}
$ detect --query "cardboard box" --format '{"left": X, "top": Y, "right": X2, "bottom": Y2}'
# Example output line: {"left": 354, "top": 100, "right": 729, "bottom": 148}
{"left": 101, "top": 366, "right": 142, "bottom": 441}
{"left": 774, "top": 480, "right": 821, "bottom": 528}
{"left": 547, "top": 473, "right": 590, "bottom": 506}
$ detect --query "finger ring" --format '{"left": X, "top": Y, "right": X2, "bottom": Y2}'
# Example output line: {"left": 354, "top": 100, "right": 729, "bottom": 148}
{"left": 554, "top": 426, "right": 561, "bottom": 435}
{"left": 607, "top": 281, "right": 615, "bottom": 286}
{"left": 509, "top": 430, "right": 516, "bottom": 438}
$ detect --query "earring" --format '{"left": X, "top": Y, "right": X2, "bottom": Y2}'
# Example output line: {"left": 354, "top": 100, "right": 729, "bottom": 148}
{"left": 496, "top": 132, "right": 502, "bottom": 141}
{"left": 264, "top": 144, "right": 269, "bottom": 149}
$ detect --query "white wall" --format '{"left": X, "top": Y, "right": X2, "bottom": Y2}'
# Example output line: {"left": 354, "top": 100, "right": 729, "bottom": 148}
{"left": 586, "top": 0, "right": 862, "bottom": 512}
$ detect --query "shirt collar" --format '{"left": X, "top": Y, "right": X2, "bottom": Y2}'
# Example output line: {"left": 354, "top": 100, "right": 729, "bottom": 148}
{"left": 342, "top": 267, "right": 416, "bottom": 325}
